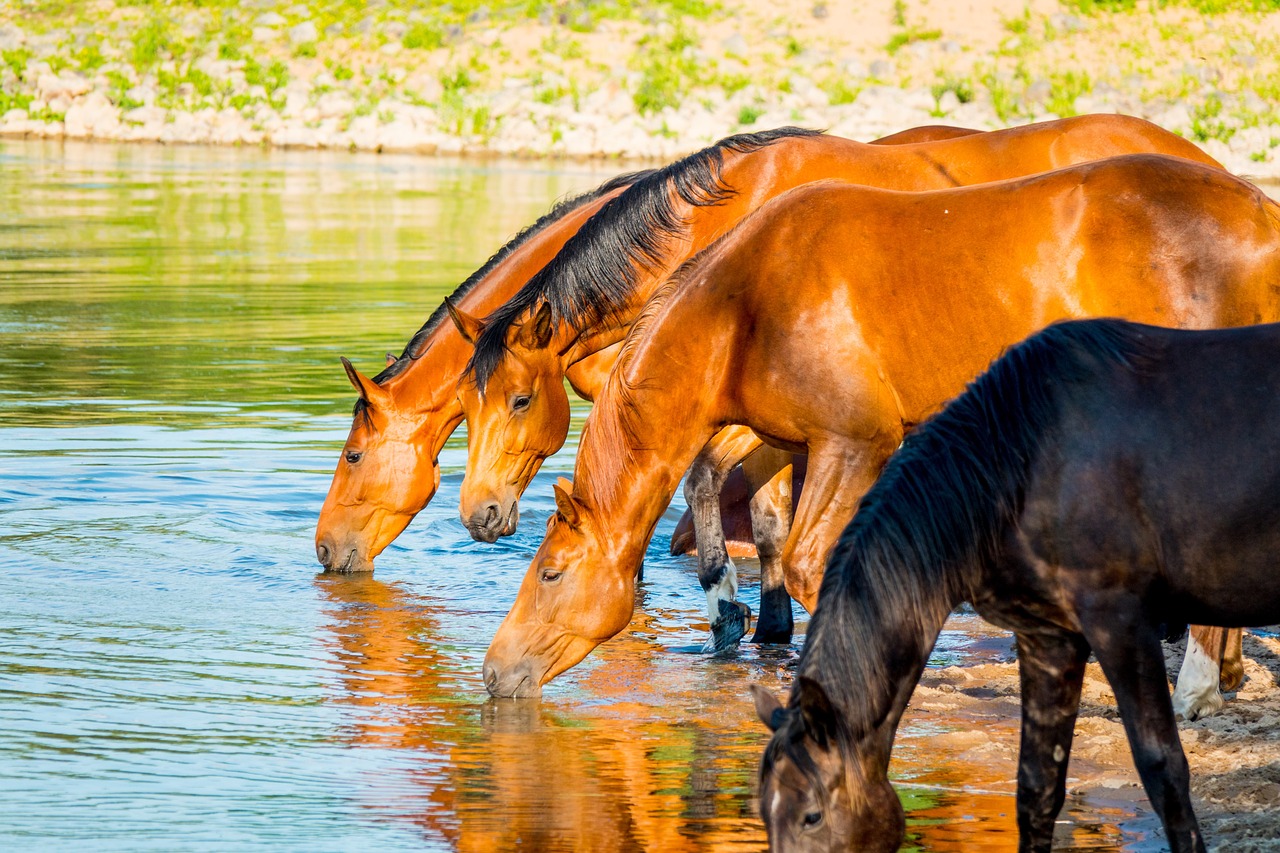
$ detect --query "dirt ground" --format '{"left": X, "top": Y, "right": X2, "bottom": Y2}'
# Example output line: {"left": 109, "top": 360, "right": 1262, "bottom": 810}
{"left": 907, "top": 616, "right": 1280, "bottom": 851}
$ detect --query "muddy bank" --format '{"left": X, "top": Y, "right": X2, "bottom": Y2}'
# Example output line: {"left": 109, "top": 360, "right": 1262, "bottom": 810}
{"left": 904, "top": 614, "right": 1280, "bottom": 851}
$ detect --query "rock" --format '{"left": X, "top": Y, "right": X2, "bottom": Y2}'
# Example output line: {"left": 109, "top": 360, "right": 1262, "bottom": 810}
{"left": 64, "top": 91, "right": 120, "bottom": 137}
{"left": 37, "top": 71, "right": 91, "bottom": 100}
{"left": 288, "top": 20, "right": 317, "bottom": 45}
{"left": 868, "top": 59, "right": 893, "bottom": 79}
{"left": 251, "top": 27, "right": 276, "bottom": 43}
{"left": 255, "top": 12, "right": 286, "bottom": 27}
{"left": 1049, "top": 13, "right": 1085, "bottom": 33}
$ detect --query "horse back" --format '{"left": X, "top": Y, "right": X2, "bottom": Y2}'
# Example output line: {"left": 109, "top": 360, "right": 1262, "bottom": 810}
{"left": 1016, "top": 323, "right": 1280, "bottom": 628}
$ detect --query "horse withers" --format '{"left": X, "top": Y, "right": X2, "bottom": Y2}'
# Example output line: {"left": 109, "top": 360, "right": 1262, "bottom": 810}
{"left": 754, "top": 318, "right": 1280, "bottom": 853}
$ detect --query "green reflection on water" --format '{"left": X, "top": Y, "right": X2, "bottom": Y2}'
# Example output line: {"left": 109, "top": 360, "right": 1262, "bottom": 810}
{"left": 0, "top": 139, "right": 615, "bottom": 430}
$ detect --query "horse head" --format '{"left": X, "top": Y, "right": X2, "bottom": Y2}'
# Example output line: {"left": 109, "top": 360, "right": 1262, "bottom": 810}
{"left": 753, "top": 679, "right": 904, "bottom": 852}
{"left": 454, "top": 299, "right": 571, "bottom": 543}
{"left": 482, "top": 478, "right": 634, "bottom": 697}
{"left": 314, "top": 357, "right": 441, "bottom": 572}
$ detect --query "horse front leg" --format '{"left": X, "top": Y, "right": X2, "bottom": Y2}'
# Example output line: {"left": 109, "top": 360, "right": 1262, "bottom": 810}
{"left": 1083, "top": 610, "right": 1206, "bottom": 853}
{"left": 684, "top": 425, "right": 763, "bottom": 652}
{"left": 743, "top": 446, "right": 795, "bottom": 643}
{"left": 1172, "top": 625, "right": 1229, "bottom": 721}
{"left": 781, "top": 435, "right": 897, "bottom": 613}
{"left": 1014, "top": 629, "right": 1090, "bottom": 852}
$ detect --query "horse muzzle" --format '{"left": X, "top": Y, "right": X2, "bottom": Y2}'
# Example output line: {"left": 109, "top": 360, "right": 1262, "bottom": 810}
{"left": 315, "top": 535, "right": 373, "bottom": 573}
{"left": 464, "top": 500, "right": 519, "bottom": 543}
{"left": 483, "top": 657, "right": 542, "bottom": 698}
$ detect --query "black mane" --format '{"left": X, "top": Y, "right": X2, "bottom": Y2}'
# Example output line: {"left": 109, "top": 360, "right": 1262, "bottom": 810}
{"left": 369, "top": 168, "right": 652, "bottom": 388}
{"left": 465, "top": 127, "right": 825, "bottom": 391}
{"left": 346, "top": 168, "right": 650, "bottom": 421}
{"left": 791, "top": 319, "right": 1164, "bottom": 738}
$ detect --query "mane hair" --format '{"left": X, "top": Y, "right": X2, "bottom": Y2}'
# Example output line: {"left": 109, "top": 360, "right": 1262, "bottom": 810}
{"left": 575, "top": 270, "right": 691, "bottom": 511}
{"left": 783, "top": 319, "right": 1165, "bottom": 747}
{"left": 346, "top": 169, "right": 649, "bottom": 421}
{"left": 465, "top": 127, "right": 825, "bottom": 392}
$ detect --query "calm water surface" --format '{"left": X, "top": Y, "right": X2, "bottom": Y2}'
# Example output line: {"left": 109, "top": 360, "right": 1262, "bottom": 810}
{"left": 0, "top": 139, "right": 1153, "bottom": 850}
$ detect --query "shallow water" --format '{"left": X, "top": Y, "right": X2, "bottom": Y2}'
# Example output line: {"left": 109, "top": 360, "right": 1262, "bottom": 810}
{"left": 0, "top": 139, "right": 1154, "bottom": 850}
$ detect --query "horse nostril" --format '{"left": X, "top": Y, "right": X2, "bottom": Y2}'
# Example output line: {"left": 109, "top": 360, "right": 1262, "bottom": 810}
{"left": 316, "top": 542, "right": 331, "bottom": 567}
{"left": 484, "top": 503, "right": 500, "bottom": 526}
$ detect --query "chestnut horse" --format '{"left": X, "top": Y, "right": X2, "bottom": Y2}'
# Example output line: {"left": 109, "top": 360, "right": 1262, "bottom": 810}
{"left": 480, "top": 155, "right": 1280, "bottom": 699}
{"left": 313, "top": 124, "right": 974, "bottom": 574}
{"left": 753, "top": 318, "right": 1280, "bottom": 853}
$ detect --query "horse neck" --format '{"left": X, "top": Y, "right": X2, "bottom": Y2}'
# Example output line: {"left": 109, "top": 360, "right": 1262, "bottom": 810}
{"left": 799, "top": 546, "right": 963, "bottom": 768}
{"left": 573, "top": 375, "right": 719, "bottom": 572}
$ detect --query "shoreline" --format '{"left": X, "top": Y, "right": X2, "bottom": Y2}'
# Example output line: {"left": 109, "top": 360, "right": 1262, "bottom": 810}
{"left": 7, "top": 1, "right": 1280, "bottom": 174}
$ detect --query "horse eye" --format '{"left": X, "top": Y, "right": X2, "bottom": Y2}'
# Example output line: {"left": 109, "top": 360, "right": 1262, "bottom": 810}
{"left": 802, "top": 811, "right": 823, "bottom": 829}
{"left": 540, "top": 568, "right": 562, "bottom": 583}
{"left": 345, "top": 451, "right": 363, "bottom": 465}
{"left": 511, "top": 394, "right": 531, "bottom": 412}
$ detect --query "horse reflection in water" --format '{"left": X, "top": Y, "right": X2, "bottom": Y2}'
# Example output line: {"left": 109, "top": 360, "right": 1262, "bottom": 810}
{"left": 316, "top": 576, "right": 768, "bottom": 851}
{"left": 316, "top": 577, "right": 1136, "bottom": 850}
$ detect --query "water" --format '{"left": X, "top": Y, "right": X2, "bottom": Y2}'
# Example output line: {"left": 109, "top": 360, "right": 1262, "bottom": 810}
{"left": 0, "top": 139, "right": 1151, "bottom": 850}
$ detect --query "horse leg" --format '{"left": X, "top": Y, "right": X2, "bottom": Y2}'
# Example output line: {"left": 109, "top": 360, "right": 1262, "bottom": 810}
{"left": 781, "top": 435, "right": 898, "bottom": 613}
{"left": 744, "top": 446, "right": 795, "bottom": 643}
{"left": 1083, "top": 611, "right": 1206, "bottom": 853}
{"left": 683, "top": 425, "right": 763, "bottom": 652}
{"left": 1221, "top": 627, "right": 1245, "bottom": 692}
{"left": 1172, "top": 625, "right": 1228, "bottom": 720}
{"left": 1014, "top": 629, "right": 1090, "bottom": 852}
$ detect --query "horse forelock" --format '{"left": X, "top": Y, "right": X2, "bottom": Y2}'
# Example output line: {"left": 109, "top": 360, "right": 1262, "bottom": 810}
{"left": 799, "top": 318, "right": 1164, "bottom": 736}
{"left": 370, "top": 168, "right": 651, "bottom": 386}
{"left": 465, "top": 127, "right": 824, "bottom": 392}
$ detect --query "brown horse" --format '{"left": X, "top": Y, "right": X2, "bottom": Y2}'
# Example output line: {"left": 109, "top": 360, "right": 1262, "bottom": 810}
{"left": 313, "top": 173, "right": 641, "bottom": 574}
{"left": 480, "top": 154, "right": 1280, "bottom": 698}
{"left": 456, "top": 115, "right": 1220, "bottom": 544}
{"left": 754, "top": 318, "right": 1280, "bottom": 853}
{"left": 313, "top": 124, "right": 974, "bottom": 574}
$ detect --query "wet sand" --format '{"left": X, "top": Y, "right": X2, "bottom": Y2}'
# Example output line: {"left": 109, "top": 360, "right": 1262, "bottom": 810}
{"left": 904, "top": 614, "right": 1280, "bottom": 852}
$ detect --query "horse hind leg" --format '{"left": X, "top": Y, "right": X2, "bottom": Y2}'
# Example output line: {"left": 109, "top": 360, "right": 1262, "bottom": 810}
{"left": 744, "top": 446, "right": 796, "bottom": 644}
{"left": 1220, "top": 627, "right": 1245, "bottom": 692}
{"left": 1171, "top": 625, "right": 1230, "bottom": 721}
{"left": 1083, "top": 611, "right": 1206, "bottom": 853}
{"left": 683, "top": 426, "right": 762, "bottom": 652}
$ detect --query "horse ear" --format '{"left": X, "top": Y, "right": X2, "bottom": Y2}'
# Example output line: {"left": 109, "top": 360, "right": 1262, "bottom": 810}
{"left": 341, "top": 357, "right": 391, "bottom": 408}
{"left": 516, "top": 301, "right": 555, "bottom": 350}
{"left": 552, "top": 476, "right": 581, "bottom": 528}
{"left": 750, "top": 684, "right": 786, "bottom": 732}
{"left": 444, "top": 297, "right": 484, "bottom": 345}
{"left": 385, "top": 352, "right": 397, "bottom": 367}
{"left": 795, "top": 676, "right": 838, "bottom": 744}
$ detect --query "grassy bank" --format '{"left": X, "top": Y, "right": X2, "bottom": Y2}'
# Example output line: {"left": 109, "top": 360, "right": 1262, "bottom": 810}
{"left": 3, "top": 1, "right": 1280, "bottom": 170}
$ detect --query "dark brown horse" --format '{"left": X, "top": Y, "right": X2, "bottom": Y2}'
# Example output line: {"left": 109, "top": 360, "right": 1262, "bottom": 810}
{"left": 754, "top": 318, "right": 1280, "bottom": 853}
{"left": 480, "top": 155, "right": 1280, "bottom": 699}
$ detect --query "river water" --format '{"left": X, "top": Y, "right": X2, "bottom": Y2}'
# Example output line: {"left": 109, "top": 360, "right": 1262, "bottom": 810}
{"left": 0, "top": 139, "right": 1154, "bottom": 850}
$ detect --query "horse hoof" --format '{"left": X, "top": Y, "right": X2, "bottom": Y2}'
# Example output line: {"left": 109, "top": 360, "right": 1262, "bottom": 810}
{"left": 703, "top": 599, "right": 751, "bottom": 654}
{"left": 1173, "top": 690, "right": 1225, "bottom": 722}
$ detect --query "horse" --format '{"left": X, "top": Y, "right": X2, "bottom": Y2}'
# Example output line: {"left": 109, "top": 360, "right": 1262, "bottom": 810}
{"left": 449, "top": 114, "right": 1223, "bottom": 648}
{"left": 478, "top": 154, "right": 1280, "bottom": 702}
{"left": 312, "top": 123, "right": 976, "bottom": 574}
{"left": 753, "top": 318, "right": 1280, "bottom": 853}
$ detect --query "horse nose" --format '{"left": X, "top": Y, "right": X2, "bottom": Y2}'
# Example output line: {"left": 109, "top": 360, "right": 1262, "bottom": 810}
{"left": 465, "top": 501, "right": 505, "bottom": 543}
{"left": 483, "top": 658, "right": 541, "bottom": 698}
{"left": 316, "top": 539, "right": 333, "bottom": 569}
